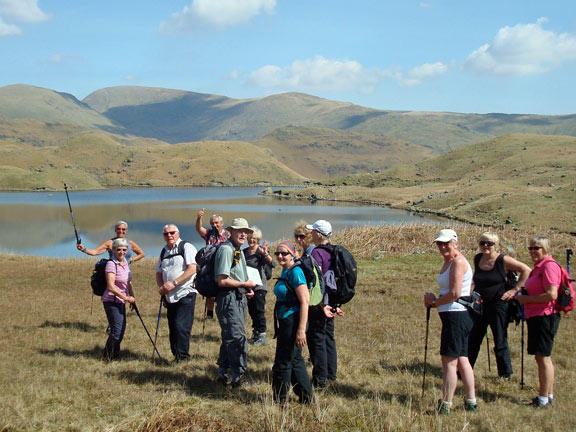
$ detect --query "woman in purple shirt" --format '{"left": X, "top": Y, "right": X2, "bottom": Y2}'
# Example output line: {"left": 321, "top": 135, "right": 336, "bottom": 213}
{"left": 102, "top": 238, "right": 135, "bottom": 360}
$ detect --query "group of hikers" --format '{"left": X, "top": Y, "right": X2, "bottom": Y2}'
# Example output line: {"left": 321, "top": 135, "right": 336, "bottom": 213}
{"left": 423, "top": 229, "right": 570, "bottom": 414}
{"left": 76, "top": 212, "right": 350, "bottom": 404}
{"left": 75, "top": 217, "right": 571, "bottom": 410}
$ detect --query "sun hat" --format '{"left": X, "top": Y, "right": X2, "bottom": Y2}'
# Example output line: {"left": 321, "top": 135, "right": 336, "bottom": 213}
{"left": 226, "top": 217, "right": 254, "bottom": 233}
{"left": 434, "top": 228, "right": 458, "bottom": 243}
{"left": 306, "top": 220, "right": 332, "bottom": 237}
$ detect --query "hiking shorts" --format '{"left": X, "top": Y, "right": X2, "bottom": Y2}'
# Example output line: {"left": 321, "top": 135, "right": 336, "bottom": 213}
{"left": 439, "top": 310, "right": 473, "bottom": 357}
{"left": 527, "top": 313, "right": 560, "bottom": 356}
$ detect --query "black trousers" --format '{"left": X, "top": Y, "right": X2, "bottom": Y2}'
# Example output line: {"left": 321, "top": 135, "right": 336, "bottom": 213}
{"left": 306, "top": 306, "right": 337, "bottom": 386}
{"left": 272, "top": 311, "right": 314, "bottom": 404}
{"left": 247, "top": 290, "right": 267, "bottom": 334}
{"left": 468, "top": 299, "right": 513, "bottom": 377}
{"left": 166, "top": 292, "right": 197, "bottom": 361}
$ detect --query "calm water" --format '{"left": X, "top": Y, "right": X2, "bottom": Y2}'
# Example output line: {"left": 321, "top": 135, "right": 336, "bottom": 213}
{"left": 0, "top": 187, "right": 443, "bottom": 258}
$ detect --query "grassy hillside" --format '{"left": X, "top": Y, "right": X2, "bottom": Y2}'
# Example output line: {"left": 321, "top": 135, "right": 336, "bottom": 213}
{"left": 0, "top": 132, "right": 305, "bottom": 190}
{"left": 271, "top": 134, "right": 576, "bottom": 234}
{"left": 2, "top": 225, "right": 575, "bottom": 432}
{"left": 254, "top": 126, "right": 436, "bottom": 179}
{"left": 0, "top": 84, "right": 123, "bottom": 132}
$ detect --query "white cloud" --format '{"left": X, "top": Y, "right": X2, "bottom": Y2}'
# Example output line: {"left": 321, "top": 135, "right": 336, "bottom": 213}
{"left": 0, "top": 15, "right": 20, "bottom": 35}
{"left": 244, "top": 56, "right": 447, "bottom": 93}
{"left": 0, "top": 0, "right": 50, "bottom": 36}
{"left": 160, "top": 0, "right": 275, "bottom": 33}
{"left": 463, "top": 18, "right": 576, "bottom": 76}
{"left": 398, "top": 62, "right": 448, "bottom": 87}
{"left": 47, "top": 53, "right": 84, "bottom": 64}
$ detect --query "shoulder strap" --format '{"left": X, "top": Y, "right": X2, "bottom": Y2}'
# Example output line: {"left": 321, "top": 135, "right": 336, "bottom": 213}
{"left": 495, "top": 254, "right": 507, "bottom": 282}
{"left": 473, "top": 253, "right": 481, "bottom": 270}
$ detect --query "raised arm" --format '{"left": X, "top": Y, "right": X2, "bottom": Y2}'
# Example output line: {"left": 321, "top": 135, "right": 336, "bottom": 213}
{"left": 77, "top": 239, "right": 112, "bottom": 256}
{"left": 195, "top": 208, "right": 209, "bottom": 240}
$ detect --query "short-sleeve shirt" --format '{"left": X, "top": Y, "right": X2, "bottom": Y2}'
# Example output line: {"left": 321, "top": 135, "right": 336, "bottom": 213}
{"left": 524, "top": 255, "right": 562, "bottom": 318}
{"left": 214, "top": 240, "right": 249, "bottom": 293}
{"left": 274, "top": 265, "right": 307, "bottom": 319}
{"left": 155, "top": 239, "right": 198, "bottom": 303}
{"left": 102, "top": 258, "right": 132, "bottom": 303}
{"left": 206, "top": 227, "right": 230, "bottom": 246}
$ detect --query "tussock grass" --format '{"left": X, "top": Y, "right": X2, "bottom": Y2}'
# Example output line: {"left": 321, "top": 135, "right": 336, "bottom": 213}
{"left": 1, "top": 225, "right": 575, "bottom": 431}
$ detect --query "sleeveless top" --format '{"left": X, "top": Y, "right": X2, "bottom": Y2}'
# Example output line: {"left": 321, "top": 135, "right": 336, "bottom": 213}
{"left": 436, "top": 258, "right": 472, "bottom": 313}
{"left": 473, "top": 253, "right": 507, "bottom": 302}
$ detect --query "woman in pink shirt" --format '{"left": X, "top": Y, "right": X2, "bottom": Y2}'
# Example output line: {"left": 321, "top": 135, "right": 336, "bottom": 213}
{"left": 516, "top": 236, "right": 562, "bottom": 408}
{"left": 102, "top": 238, "right": 135, "bottom": 360}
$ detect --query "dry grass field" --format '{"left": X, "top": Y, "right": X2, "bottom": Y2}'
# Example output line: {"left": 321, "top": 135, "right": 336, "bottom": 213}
{"left": 1, "top": 225, "right": 575, "bottom": 431}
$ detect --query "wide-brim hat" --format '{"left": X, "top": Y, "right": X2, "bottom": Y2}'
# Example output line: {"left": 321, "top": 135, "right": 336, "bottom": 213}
{"left": 434, "top": 228, "right": 458, "bottom": 243}
{"left": 226, "top": 217, "right": 253, "bottom": 233}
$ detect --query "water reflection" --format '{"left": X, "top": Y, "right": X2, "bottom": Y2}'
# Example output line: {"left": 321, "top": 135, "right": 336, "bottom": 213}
{"left": 0, "top": 188, "right": 443, "bottom": 258}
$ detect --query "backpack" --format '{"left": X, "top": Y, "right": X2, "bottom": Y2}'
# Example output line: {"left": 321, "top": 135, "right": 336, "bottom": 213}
{"left": 550, "top": 260, "right": 575, "bottom": 313}
{"left": 278, "top": 255, "right": 324, "bottom": 306}
{"left": 90, "top": 259, "right": 116, "bottom": 296}
{"left": 160, "top": 240, "right": 189, "bottom": 261}
{"left": 316, "top": 244, "right": 357, "bottom": 306}
{"left": 194, "top": 243, "right": 237, "bottom": 298}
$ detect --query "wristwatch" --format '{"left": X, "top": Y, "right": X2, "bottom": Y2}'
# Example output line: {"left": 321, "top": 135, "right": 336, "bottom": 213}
{"left": 172, "top": 280, "right": 178, "bottom": 286}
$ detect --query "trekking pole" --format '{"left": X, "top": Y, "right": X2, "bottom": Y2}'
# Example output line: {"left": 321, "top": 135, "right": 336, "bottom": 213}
{"left": 152, "top": 297, "right": 163, "bottom": 359}
{"left": 567, "top": 249, "right": 573, "bottom": 275}
{"left": 202, "top": 299, "right": 207, "bottom": 338}
{"left": 486, "top": 329, "right": 492, "bottom": 372}
{"left": 520, "top": 304, "right": 525, "bottom": 389}
{"left": 422, "top": 306, "right": 431, "bottom": 398}
{"left": 63, "top": 183, "right": 81, "bottom": 244}
{"left": 132, "top": 303, "right": 168, "bottom": 364}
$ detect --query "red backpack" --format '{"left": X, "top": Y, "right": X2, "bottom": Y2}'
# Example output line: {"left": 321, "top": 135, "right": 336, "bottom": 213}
{"left": 551, "top": 260, "right": 575, "bottom": 313}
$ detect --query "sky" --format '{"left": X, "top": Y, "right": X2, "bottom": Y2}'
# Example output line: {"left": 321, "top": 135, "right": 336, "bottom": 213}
{"left": 1, "top": 0, "right": 575, "bottom": 115}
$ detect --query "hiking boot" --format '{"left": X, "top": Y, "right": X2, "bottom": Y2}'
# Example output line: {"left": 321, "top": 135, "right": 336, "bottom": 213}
{"left": 529, "top": 397, "right": 549, "bottom": 408}
{"left": 498, "top": 374, "right": 511, "bottom": 382}
{"left": 437, "top": 399, "right": 450, "bottom": 415}
{"left": 206, "top": 310, "right": 214, "bottom": 320}
{"left": 217, "top": 374, "right": 230, "bottom": 387}
{"left": 231, "top": 374, "right": 244, "bottom": 388}
{"left": 464, "top": 401, "right": 478, "bottom": 412}
{"left": 252, "top": 332, "right": 266, "bottom": 347}
{"left": 548, "top": 397, "right": 554, "bottom": 406}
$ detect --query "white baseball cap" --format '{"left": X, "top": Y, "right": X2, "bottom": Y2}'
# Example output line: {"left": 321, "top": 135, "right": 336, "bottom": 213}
{"left": 434, "top": 229, "right": 458, "bottom": 243}
{"left": 306, "top": 220, "right": 332, "bottom": 237}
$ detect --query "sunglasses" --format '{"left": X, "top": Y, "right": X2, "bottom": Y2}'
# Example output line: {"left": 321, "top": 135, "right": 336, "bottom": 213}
{"left": 435, "top": 241, "right": 450, "bottom": 246}
{"left": 294, "top": 234, "right": 306, "bottom": 240}
{"left": 163, "top": 231, "right": 177, "bottom": 236}
{"left": 275, "top": 251, "right": 291, "bottom": 257}
{"left": 479, "top": 241, "right": 495, "bottom": 247}
{"left": 116, "top": 248, "right": 127, "bottom": 252}
{"left": 528, "top": 246, "right": 543, "bottom": 251}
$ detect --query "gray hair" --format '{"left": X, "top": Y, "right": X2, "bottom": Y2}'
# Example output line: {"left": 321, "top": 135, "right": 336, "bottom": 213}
{"left": 210, "top": 214, "right": 223, "bottom": 223}
{"left": 112, "top": 238, "right": 129, "bottom": 250}
{"left": 163, "top": 224, "right": 179, "bottom": 233}
{"left": 249, "top": 226, "right": 262, "bottom": 240}
{"left": 115, "top": 220, "right": 128, "bottom": 229}
{"left": 530, "top": 236, "right": 551, "bottom": 254}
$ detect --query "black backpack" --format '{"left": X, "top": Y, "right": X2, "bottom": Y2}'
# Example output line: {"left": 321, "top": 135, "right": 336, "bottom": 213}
{"left": 90, "top": 259, "right": 116, "bottom": 296}
{"left": 160, "top": 240, "right": 189, "bottom": 261}
{"left": 316, "top": 244, "right": 357, "bottom": 306}
{"left": 195, "top": 243, "right": 237, "bottom": 298}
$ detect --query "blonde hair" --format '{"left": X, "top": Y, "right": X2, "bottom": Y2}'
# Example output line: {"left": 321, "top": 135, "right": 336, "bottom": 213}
{"left": 293, "top": 221, "right": 312, "bottom": 247}
{"left": 249, "top": 226, "right": 262, "bottom": 240}
{"left": 479, "top": 232, "right": 499, "bottom": 247}
{"left": 530, "top": 236, "right": 551, "bottom": 254}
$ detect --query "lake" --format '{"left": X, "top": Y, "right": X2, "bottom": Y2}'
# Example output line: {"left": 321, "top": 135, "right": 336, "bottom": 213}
{"left": 0, "top": 187, "right": 444, "bottom": 258}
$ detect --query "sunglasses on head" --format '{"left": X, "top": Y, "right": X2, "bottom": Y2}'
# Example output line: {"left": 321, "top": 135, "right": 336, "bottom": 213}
{"left": 275, "top": 251, "right": 291, "bottom": 257}
{"left": 528, "top": 246, "right": 543, "bottom": 251}
{"left": 479, "top": 241, "right": 495, "bottom": 247}
{"left": 163, "top": 231, "right": 177, "bottom": 236}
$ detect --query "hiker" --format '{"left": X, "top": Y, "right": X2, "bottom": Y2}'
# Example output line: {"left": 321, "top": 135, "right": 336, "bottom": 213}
{"left": 306, "top": 219, "right": 344, "bottom": 389}
{"left": 214, "top": 218, "right": 255, "bottom": 387}
{"left": 155, "top": 224, "right": 198, "bottom": 362}
{"left": 77, "top": 220, "right": 145, "bottom": 264}
{"left": 101, "top": 238, "right": 135, "bottom": 361}
{"left": 294, "top": 221, "right": 314, "bottom": 256}
{"left": 243, "top": 226, "right": 274, "bottom": 347}
{"left": 272, "top": 241, "right": 314, "bottom": 404}
{"left": 423, "top": 228, "right": 478, "bottom": 414}
{"left": 196, "top": 209, "right": 230, "bottom": 320}
{"left": 468, "top": 232, "right": 531, "bottom": 380}
{"left": 516, "top": 236, "right": 562, "bottom": 408}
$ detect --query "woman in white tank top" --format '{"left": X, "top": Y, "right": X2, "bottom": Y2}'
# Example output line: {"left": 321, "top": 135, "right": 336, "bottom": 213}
{"left": 423, "top": 229, "right": 478, "bottom": 414}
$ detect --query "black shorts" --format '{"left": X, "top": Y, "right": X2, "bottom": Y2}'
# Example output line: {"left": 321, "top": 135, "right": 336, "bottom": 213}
{"left": 527, "top": 313, "right": 561, "bottom": 356}
{"left": 439, "top": 311, "right": 473, "bottom": 357}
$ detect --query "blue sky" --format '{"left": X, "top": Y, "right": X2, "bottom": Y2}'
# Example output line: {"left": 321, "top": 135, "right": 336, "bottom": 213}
{"left": 1, "top": 0, "right": 575, "bottom": 115}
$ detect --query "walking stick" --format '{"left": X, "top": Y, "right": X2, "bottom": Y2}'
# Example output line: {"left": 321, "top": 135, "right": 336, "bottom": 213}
{"left": 520, "top": 304, "right": 525, "bottom": 389}
{"left": 132, "top": 303, "right": 168, "bottom": 364}
{"left": 486, "top": 329, "right": 492, "bottom": 372}
{"left": 202, "top": 298, "right": 207, "bottom": 338}
{"left": 152, "top": 297, "right": 163, "bottom": 358}
{"left": 567, "top": 249, "right": 573, "bottom": 275}
{"left": 63, "top": 183, "right": 81, "bottom": 244}
{"left": 422, "top": 306, "right": 431, "bottom": 398}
